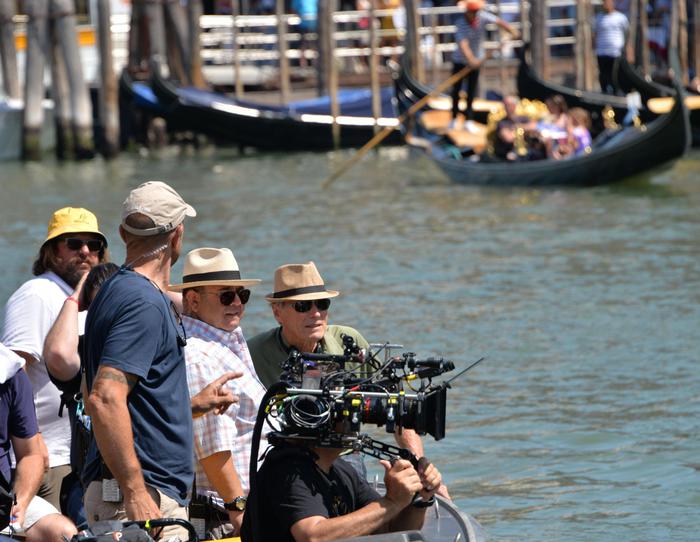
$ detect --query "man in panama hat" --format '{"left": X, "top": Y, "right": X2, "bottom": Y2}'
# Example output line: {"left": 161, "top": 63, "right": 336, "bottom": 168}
{"left": 2, "top": 206, "right": 109, "bottom": 529}
{"left": 247, "top": 262, "right": 450, "bottom": 499}
{"left": 170, "top": 247, "right": 264, "bottom": 539}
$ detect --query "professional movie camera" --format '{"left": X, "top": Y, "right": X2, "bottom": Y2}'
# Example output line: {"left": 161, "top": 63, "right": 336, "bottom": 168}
{"left": 249, "top": 335, "right": 482, "bottom": 475}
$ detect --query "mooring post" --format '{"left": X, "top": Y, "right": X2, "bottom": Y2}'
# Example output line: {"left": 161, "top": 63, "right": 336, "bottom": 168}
{"left": 529, "top": 0, "right": 548, "bottom": 79}
{"left": 403, "top": 0, "right": 421, "bottom": 83}
{"left": 188, "top": 0, "right": 206, "bottom": 88}
{"left": 695, "top": 0, "right": 700, "bottom": 86}
{"left": 328, "top": 2, "right": 340, "bottom": 149}
{"left": 163, "top": 0, "right": 192, "bottom": 83}
{"left": 675, "top": 0, "right": 689, "bottom": 85}
{"left": 369, "top": 0, "right": 381, "bottom": 134}
{"left": 317, "top": 0, "right": 330, "bottom": 96}
{"left": 22, "top": 0, "right": 49, "bottom": 160}
{"left": 639, "top": 0, "right": 650, "bottom": 75}
{"left": 52, "top": 0, "right": 94, "bottom": 158}
{"left": 276, "top": 0, "right": 290, "bottom": 104}
{"left": 49, "top": 24, "right": 73, "bottom": 160}
{"left": 0, "top": 0, "right": 19, "bottom": 99}
{"left": 96, "top": 0, "right": 119, "bottom": 158}
{"left": 232, "top": 0, "right": 243, "bottom": 98}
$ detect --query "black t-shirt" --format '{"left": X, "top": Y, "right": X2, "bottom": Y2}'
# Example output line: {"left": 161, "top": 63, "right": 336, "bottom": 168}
{"left": 242, "top": 447, "right": 380, "bottom": 542}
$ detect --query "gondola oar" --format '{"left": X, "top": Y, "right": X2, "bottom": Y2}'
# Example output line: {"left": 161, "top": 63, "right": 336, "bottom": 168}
{"left": 321, "top": 62, "right": 480, "bottom": 189}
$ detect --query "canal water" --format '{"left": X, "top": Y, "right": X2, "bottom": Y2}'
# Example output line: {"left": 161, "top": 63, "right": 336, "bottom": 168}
{"left": 1, "top": 147, "right": 699, "bottom": 541}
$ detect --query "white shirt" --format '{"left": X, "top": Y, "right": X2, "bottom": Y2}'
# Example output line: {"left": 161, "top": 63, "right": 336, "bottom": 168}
{"left": 594, "top": 10, "right": 629, "bottom": 57}
{"left": 2, "top": 271, "right": 84, "bottom": 468}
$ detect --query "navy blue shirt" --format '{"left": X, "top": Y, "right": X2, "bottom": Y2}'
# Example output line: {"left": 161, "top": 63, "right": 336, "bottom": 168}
{"left": 83, "top": 268, "right": 194, "bottom": 505}
{"left": 0, "top": 371, "right": 39, "bottom": 483}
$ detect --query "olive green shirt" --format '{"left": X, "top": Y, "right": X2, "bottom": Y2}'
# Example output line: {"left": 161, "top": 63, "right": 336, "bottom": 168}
{"left": 247, "top": 324, "right": 370, "bottom": 389}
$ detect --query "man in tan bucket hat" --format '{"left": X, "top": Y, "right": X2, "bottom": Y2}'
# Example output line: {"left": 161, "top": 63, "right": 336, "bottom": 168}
{"left": 170, "top": 247, "right": 264, "bottom": 538}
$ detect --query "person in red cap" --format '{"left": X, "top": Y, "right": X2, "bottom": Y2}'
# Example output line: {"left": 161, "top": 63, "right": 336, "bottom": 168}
{"left": 451, "top": 0, "right": 520, "bottom": 132}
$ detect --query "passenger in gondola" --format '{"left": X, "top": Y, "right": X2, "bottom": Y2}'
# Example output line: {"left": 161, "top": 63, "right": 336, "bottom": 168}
{"left": 568, "top": 107, "right": 593, "bottom": 155}
{"left": 544, "top": 94, "right": 569, "bottom": 129}
{"left": 170, "top": 247, "right": 265, "bottom": 539}
{"left": 450, "top": 0, "right": 519, "bottom": 133}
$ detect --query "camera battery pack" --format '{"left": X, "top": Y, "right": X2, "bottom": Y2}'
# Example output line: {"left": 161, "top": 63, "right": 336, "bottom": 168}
{"left": 101, "top": 479, "right": 122, "bottom": 502}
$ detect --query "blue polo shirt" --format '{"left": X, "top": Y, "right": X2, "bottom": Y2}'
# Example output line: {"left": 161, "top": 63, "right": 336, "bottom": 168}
{"left": 83, "top": 268, "right": 194, "bottom": 505}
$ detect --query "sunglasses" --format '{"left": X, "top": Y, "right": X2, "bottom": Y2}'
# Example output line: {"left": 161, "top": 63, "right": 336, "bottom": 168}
{"left": 64, "top": 238, "right": 104, "bottom": 252}
{"left": 292, "top": 298, "right": 331, "bottom": 313}
{"left": 204, "top": 289, "right": 251, "bottom": 306}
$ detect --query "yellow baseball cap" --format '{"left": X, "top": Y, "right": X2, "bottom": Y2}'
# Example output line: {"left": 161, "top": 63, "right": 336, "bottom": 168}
{"left": 44, "top": 207, "right": 107, "bottom": 246}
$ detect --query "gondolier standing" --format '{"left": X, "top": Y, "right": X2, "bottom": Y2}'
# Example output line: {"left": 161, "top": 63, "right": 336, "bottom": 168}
{"left": 451, "top": 0, "right": 519, "bottom": 133}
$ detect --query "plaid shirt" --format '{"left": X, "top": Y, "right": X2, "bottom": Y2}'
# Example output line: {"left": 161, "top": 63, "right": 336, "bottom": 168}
{"left": 183, "top": 316, "right": 266, "bottom": 499}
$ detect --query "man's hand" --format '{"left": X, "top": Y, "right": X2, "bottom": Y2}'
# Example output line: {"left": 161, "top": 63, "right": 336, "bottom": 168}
{"left": 191, "top": 371, "right": 242, "bottom": 418}
{"left": 416, "top": 457, "right": 442, "bottom": 501}
{"left": 228, "top": 509, "right": 244, "bottom": 534}
{"left": 380, "top": 459, "right": 423, "bottom": 509}
{"left": 10, "top": 502, "right": 25, "bottom": 531}
{"left": 123, "top": 487, "right": 162, "bottom": 522}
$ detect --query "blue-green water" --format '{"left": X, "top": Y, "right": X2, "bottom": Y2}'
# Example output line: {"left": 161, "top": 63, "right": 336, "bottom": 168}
{"left": 1, "top": 147, "right": 699, "bottom": 541}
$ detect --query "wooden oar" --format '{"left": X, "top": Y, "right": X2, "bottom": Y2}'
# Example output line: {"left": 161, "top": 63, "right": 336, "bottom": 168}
{"left": 321, "top": 63, "right": 479, "bottom": 189}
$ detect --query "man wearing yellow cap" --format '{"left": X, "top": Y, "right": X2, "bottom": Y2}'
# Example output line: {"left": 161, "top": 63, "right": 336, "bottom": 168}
{"left": 1, "top": 207, "right": 108, "bottom": 525}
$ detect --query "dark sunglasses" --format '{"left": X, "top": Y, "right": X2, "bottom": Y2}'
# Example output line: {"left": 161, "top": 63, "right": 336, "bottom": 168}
{"left": 292, "top": 298, "right": 331, "bottom": 313}
{"left": 64, "top": 238, "right": 104, "bottom": 252}
{"left": 206, "top": 289, "right": 251, "bottom": 306}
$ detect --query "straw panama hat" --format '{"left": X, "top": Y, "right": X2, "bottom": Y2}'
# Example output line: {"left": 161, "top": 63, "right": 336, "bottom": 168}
{"left": 265, "top": 261, "right": 340, "bottom": 302}
{"left": 44, "top": 207, "right": 107, "bottom": 246}
{"left": 169, "top": 247, "right": 261, "bottom": 291}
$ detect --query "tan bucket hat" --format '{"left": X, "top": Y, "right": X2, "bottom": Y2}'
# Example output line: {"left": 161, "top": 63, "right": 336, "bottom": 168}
{"left": 169, "top": 247, "right": 261, "bottom": 291}
{"left": 121, "top": 180, "right": 196, "bottom": 237}
{"left": 265, "top": 261, "right": 339, "bottom": 302}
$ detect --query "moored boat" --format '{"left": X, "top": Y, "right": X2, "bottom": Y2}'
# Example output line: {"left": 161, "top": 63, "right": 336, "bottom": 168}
{"left": 149, "top": 68, "right": 403, "bottom": 151}
{"left": 393, "top": 55, "right": 690, "bottom": 187}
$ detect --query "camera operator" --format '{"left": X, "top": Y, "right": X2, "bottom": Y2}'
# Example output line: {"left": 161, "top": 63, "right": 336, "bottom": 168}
{"left": 248, "top": 262, "right": 450, "bottom": 499}
{"left": 240, "top": 438, "right": 442, "bottom": 542}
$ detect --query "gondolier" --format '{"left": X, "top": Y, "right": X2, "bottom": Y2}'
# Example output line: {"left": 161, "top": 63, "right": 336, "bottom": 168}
{"left": 451, "top": 0, "right": 519, "bottom": 133}
{"left": 593, "top": 0, "right": 629, "bottom": 95}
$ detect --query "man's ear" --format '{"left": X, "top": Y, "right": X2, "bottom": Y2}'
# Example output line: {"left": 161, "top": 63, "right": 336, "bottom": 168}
{"left": 183, "top": 290, "right": 199, "bottom": 315}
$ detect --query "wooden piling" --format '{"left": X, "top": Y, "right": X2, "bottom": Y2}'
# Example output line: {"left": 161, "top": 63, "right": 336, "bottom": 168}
{"left": 0, "top": 0, "right": 19, "bottom": 99}
{"left": 317, "top": 1, "right": 330, "bottom": 96}
{"left": 403, "top": 0, "right": 421, "bottom": 82}
{"left": 369, "top": 0, "right": 381, "bottom": 133}
{"left": 695, "top": 0, "right": 700, "bottom": 84}
{"left": 52, "top": 0, "right": 94, "bottom": 158}
{"left": 529, "top": 0, "right": 549, "bottom": 79}
{"left": 22, "top": 0, "right": 50, "bottom": 160}
{"left": 96, "top": 0, "right": 119, "bottom": 158}
{"left": 276, "top": 0, "right": 290, "bottom": 104}
{"left": 144, "top": 0, "right": 167, "bottom": 68}
{"left": 519, "top": 0, "right": 530, "bottom": 44}
{"left": 639, "top": 0, "right": 650, "bottom": 75}
{"left": 187, "top": 0, "right": 206, "bottom": 88}
{"left": 232, "top": 0, "right": 244, "bottom": 98}
{"left": 327, "top": 3, "right": 340, "bottom": 149}
{"left": 675, "top": 0, "right": 689, "bottom": 85}
{"left": 49, "top": 21, "right": 73, "bottom": 160}
{"left": 163, "top": 0, "right": 192, "bottom": 83}
{"left": 495, "top": 0, "right": 506, "bottom": 93}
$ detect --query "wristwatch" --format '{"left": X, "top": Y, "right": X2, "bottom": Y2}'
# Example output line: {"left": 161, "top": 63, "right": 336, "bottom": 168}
{"left": 224, "top": 495, "right": 247, "bottom": 512}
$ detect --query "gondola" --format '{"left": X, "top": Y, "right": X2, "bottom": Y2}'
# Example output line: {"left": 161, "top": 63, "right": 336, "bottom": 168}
{"left": 393, "top": 54, "right": 689, "bottom": 187}
{"left": 614, "top": 57, "right": 700, "bottom": 146}
{"left": 149, "top": 67, "right": 403, "bottom": 151}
